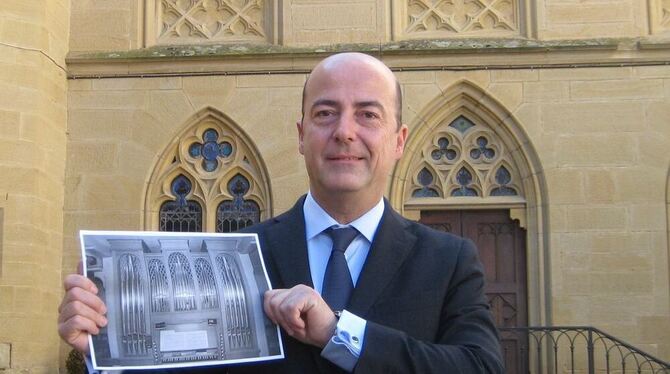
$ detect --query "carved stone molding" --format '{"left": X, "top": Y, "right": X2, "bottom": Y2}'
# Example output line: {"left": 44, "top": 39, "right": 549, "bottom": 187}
{"left": 145, "top": 0, "right": 274, "bottom": 46}
{"left": 395, "top": 0, "right": 529, "bottom": 40}
{"left": 649, "top": 0, "right": 670, "bottom": 34}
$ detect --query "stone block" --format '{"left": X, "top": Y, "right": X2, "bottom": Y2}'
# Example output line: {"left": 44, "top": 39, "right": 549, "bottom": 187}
{"left": 145, "top": 90, "right": 194, "bottom": 130}
{"left": 555, "top": 134, "right": 636, "bottom": 167}
{"left": 435, "top": 70, "right": 490, "bottom": 92}
{"left": 589, "top": 295, "right": 654, "bottom": 323}
{"left": 630, "top": 203, "right": 667, "bottom": 231}
{"left": 549, "top": 205, "right": 567, "bottom": 233}
{"left": 560, "top": 269, "right": 591, "bottom": 296}
{"left": 570, "top": 79, "right": 664, "bottom": 100}
{"left": 395, "top": 71, "right": 436, "bottom": 85}
{"left": 487, "top": 83, "right": 522, "bottom": 111}
{"left": 590, "top": 272, "right": 653, "bottom": 295}
{"left": 546, "top": 3, "right": 631, "bottom": 24}
{"left": 633, "top": 66, "right": 670, "bottom": 78}
{"left": 0, "top": 342, "right": 9, "bottom": 369}
{"left": 68, "top": 79, "right": 92, "bottom": 91}
{"left": 646, "top": 101, "right": 670, "bottom": 136}
{"left": 67, "top": 109, "right": 133, "bottom": 141}
{"left": 268, "top": 87, "right": 302, "bottom": 108}
{"left": 523, "top": 81, "right": 567, "bottom": 102}
{"left": 545, "top": 168, "right": 585, "bottom": 204}
{"left": 0, "top": 139, "right": 45, "bottom": 169}
{"left": 402, "top": 83, "right": 442, "bottom": 123}
{"left": 92, "top": 77, "right": 182, "bottom": 91}
{"left": 69, "top": 8, "right": 131, "bottom": 51}
{"left": 236, "top": 74, "right": 305, "bottom": 88}
{"left": 0, "top": 110, "right": 21, "bottom": 139}
{"left": 288, "top": 1, "right": 383, "bottom": 44}
{"left": 66, "top": 142, "right": 118, "bottom": 173}
{"left": 0, "top": 17, "right": 49, "bottom": 51}
{"left": 566, "top": 206, "right": 627, "bottom": 231}
{"left": 82, "top": 175, "right": 143, "bottom": 211}
{"left": 588, "top": 232, "right": 641, "bottom": 254}
{"left": 541, "top": 102, "right": 644, "bottom": 133}
{"left": 591, "top": 252, "right": 651, "bottom": 272}
{"left": 69, "top": 90, "right": 148, "bottom": 110}
{"left": 584, "top": 170, "right": 615, "bottom": 203}
{"left": 613, "top": 167, "right": 666, "bottom": 201}
{"left": 128, "top": 111, "right": 168, "bottom": 153}
{"left": 491, "top": 69, "right": 538, "bottom": 82}
{"left": 539, "top": 67, "right": 632, "bottom": 81}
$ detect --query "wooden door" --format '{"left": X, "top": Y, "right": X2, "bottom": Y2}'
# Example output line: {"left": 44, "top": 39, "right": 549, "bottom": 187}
{"left": 420, "top": 210, "right": 528, "bottom": 374}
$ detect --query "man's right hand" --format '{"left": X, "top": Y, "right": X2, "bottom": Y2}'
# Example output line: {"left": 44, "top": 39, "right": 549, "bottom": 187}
{"left": 57, "top": 272, "right": 108, "bottom": 354}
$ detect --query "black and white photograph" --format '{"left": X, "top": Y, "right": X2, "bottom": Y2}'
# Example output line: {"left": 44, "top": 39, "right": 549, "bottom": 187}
{"left": 79, "top": 230, "right": 284, "bottom": 371}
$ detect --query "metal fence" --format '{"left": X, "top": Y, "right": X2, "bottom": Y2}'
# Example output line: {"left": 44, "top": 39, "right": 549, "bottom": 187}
{"left": 499, "top": 326, "right": 670, "bottom": 374}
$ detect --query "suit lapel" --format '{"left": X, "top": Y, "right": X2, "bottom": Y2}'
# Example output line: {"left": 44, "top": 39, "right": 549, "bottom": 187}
{"left": 264, "top": 196, "right": 314, "bottom": 289}
{"left": 347, "top": 201, "right": 417, "bottom": 317}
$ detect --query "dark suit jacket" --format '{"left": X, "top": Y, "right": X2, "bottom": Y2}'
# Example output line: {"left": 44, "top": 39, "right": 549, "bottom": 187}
{"left": 157, "top": 197, "right": 503, "bottom": 373}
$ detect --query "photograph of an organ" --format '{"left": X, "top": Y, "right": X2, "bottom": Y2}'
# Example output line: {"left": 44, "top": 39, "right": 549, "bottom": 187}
{"left": 80, "top": 231, "right": 282, "bottom": 370}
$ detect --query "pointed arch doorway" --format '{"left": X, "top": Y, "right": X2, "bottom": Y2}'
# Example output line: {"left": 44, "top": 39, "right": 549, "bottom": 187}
{"left": 390, "top": 81, "right": 549, "bottom": 373}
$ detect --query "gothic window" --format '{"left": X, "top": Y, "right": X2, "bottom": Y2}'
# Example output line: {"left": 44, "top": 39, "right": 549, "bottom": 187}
{"left": 159, "top": 175, "right": 203, "bottom": 232}
{"left": 146, "top": 108, "right": 271, "bottom": 232}
{"left": 406, "top": 114, "right": 523, "bottom": 201}
{"left": 216, "top": 174, "right": 260, "bottom": 233}
{"left": 395, "top": 0, "right": 529, "bottom": 41}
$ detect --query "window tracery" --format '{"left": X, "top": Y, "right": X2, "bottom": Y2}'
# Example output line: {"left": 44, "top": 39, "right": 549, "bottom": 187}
{"left": 408, "top": 115, "right": 523, "bottom": 201}
{"left": 146, "top": 108, "right": 271, "bottom": 232}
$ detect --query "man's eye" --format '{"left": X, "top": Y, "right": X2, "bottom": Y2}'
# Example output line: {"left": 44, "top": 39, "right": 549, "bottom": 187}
{"left": 315, "top": 110, "right": 334, "bottom": 117}
{"left": 361, "top": 111, "right": 379, "bottom": 119}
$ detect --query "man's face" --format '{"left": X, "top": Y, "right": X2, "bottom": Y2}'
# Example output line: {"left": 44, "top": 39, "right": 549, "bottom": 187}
{"left": 297, "top": 57, "right": 408, "bottom": 204}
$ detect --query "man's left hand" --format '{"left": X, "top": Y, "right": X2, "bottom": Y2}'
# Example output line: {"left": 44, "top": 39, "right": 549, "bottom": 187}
{"left": 264, "top": 285, "right": 337, "bottom": 348}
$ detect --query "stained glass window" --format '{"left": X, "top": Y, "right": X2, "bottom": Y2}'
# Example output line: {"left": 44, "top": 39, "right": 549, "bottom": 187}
{"left": 188, "top": 128, "right": 233, "bottom": 172}
{"left": 159, "top": 175, "right": 203, "bottom": 232}
{"left": 216, "top": 174, "right": 260, "bottom": 233}
{"left": 412, "top": 167, "right": 440, "bottom": 197}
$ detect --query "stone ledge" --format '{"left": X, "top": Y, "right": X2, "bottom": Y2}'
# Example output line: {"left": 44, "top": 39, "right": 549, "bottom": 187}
{"left": 65, "top": 37, "right": 670, "bottom": 79}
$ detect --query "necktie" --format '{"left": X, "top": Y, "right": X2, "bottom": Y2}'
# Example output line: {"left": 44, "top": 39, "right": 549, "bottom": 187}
{"left": 322, "top": 226, "right": 359, "bottom": 311}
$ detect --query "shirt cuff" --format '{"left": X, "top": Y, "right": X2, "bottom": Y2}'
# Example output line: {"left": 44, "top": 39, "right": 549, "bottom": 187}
{"left": 320, "top": 310, "right": 366, "bottom": 372}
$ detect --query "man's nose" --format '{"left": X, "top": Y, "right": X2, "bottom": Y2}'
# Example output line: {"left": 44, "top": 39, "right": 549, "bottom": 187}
{"left": 332, "top": 112, "right": 356, "bottom": 142}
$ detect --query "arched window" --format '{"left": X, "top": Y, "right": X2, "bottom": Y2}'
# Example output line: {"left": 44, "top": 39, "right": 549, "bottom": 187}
{"left": 145, "top": 108, "right": 271, "bottom": 232}
{"left": 216, "top": 174, "right": 260, "bottom": 233}
{"left": 159, "top": 175, "right": 203, "bottom": 232}
{"left": 406, "top": 114, "right": 522, "bottom": 201}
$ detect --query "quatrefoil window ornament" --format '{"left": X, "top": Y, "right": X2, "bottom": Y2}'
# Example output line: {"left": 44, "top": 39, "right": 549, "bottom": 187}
{"left": 188, "top": 128, "right": 233, "bottom": 172}
{"left": 470, "top": 137, "right": 495, "bottom": 160}
{"left": 431, "top": 137, "right": 457, "bottom": 161}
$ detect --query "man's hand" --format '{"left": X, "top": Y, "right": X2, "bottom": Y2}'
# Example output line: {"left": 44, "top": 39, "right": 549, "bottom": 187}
{"left": 264, "top": 285, "right": 338, "bottom": 348}
{"left": 57, "top": 269, "right": 108, "bottom": 354}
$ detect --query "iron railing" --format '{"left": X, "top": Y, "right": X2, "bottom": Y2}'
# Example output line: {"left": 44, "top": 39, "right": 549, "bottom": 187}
{"left": 499, "top": 326, "right": 670, "bottom": 374}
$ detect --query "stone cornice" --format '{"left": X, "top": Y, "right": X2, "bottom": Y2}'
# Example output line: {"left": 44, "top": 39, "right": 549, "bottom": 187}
{"left": 66, "top": 37, "right": 670, "bottom": 79}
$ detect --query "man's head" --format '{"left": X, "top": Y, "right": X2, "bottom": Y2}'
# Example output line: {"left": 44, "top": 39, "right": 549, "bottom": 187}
{"left": 302, "top": 56, "right": 403, "bottom": 129}
{"left": 297, "top": 52, "right": 408, "bottom": 218}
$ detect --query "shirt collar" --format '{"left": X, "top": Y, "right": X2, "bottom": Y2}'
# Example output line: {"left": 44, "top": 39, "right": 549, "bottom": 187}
{"left": 304, "top": 192, "right": 385, "bottom": 243}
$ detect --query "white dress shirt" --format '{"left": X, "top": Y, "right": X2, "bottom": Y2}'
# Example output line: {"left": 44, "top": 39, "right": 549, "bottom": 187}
{"left": 303, "top": 192, "right": 384, "bottom": 371}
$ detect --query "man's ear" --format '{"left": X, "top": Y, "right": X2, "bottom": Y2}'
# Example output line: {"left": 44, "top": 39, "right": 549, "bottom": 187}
{"left": 297, "top": 120, "right": 305, "bottom": 155}
{"left": 395, "top": 124, "right": 409, "bottom": 158}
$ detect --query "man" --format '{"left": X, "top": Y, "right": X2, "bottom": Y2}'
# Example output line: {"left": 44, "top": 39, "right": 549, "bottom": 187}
{"left": 58, "top": 52, "right": 503, "bottom": 373}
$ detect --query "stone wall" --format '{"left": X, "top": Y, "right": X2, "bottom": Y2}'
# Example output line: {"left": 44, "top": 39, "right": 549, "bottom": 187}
{"left": 0, "top": 0, "right": 70, "bottom": 372}
{"left": 68, "top": 0, "right": 670, "bottom": 52}
{"left": 64, "top": 62, "right": 670, "bottom": 362}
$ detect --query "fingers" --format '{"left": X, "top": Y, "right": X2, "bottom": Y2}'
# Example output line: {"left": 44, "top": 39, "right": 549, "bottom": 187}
{"left": 58, "top": 271, "right": 108, "bottom": 354}
{"left": 63, "top": 273, "right": 98, "bottom": 294}
{"left": 59, "top": 276, "right": 105, "bottom": 315}
{"left": 264, "top": 288, "right": 305, "bottom": 336}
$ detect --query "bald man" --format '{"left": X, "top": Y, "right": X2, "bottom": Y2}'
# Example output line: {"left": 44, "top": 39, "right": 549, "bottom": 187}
{"left": 58, "top": 53, "right": 503, "bottom": 373}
